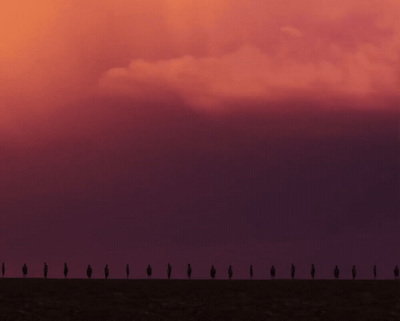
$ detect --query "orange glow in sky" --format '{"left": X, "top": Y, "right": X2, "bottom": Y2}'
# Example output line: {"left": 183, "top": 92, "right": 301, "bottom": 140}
{"left": 0, "top": 0, "right": 399, "bottom": 112}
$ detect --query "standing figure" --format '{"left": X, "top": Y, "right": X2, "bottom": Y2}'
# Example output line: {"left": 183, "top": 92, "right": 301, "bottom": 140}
{"left": 210, "top": 265, "right": 216, "bottom": 279}
{"left": 270, "top": 265, "right": 276, "bottom": 279}
{"left": 87, "top": 264, "right": 92, "bottom": 279}
{"left": 228, "top": 265, "right": 233, "bottom": 280}
{"left": 44, "top": 262, "right": 48, "bottom": 279}
{"left": 250, "top": 265, "right": 253, "bottom": 279}
{"left": 64, "top": 263, "right": 69, "bottom": 279}
{"left": 373, "top": 265, "right": 377, "bottom": 279}
{"left": 352, "top": 265, "right": 356, "bottom": 280}
{"left": 187, "top": 264, "right": 192, "bottom": 279}
{"left": 291, "top": 264, "right": 295, "bottom": 280}
{"left": 311, "top": 264, "right": 315, "bottom": 279}
{"left": 167, "top": 263, "right": 172, "bottom": 280}
{"left": 394, "top": 265, "right": 399, "bottom": 278}
{"left": 22, "top": 263, "right": 28, "bottom": 278}
{"left": 105, "top": 264, "right": 109, "bottom": 279}
{"left": 126, "top": 264, "right": 130, "bottom": 279}
{"left": 147, "top": 265, "right": 152, "bottom": 278}
{"left": 334, "top": 265, "right": 340, "bottom": 279}
{"left": 2, "top": 262, "right": 5, "bottom": 278}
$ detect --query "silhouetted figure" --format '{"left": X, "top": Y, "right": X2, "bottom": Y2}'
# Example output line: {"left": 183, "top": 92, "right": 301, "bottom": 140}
{"left": 291, "top": 264, "right": 295, "bottom": 280}
{"left": 167, "top": 263, "right": 172, "bottom": 280}
{"left": 147, "top": 265, "right": 152, "bottom": 278}
{"left": 64, "top": 263, "right": 68, "bottom": 279}
{"left": 22, "top": 263, "right": 28, "bottom": 278}
{"left": 228, "top": 265, "right": 233, "bottom": 280}
{"left": 270, "top": 265, "right": 276, "bottom": 279}
{"left": 210, "top": 265, "right": 216, "bottom": 279}
{"left": 2, "top": 262, "right": 4, "bottom": 278}
{"left": 187, "top": 264, "right": 192, "bottom": 279}
{"left": 44, "top": 262, "right": 48, "bottom": 279}
{"left": 250, "top": 265, "right": 253, "bottom": 279}
{"left": 334, "top": 265, "right": 340, "bottom": 279}
{"left": 373, "top": 265, "right": 377, "bottom": 279}
{"left": 394, "top": 265, "right": 399, "bottom": 278}
{"left": 311, "top": 264, "right": 315, "bottom": 279}
{"left": 87, "top": 265, "right": 92, "bottom": 279}
{"left": 126, "top": 264, "right": 130, "bottom": 279}
{"left": 105, "top": 264, "right": 109, "bottom": 279}
{"left": 352, "top": 265, "right": 356, "bottom": 280}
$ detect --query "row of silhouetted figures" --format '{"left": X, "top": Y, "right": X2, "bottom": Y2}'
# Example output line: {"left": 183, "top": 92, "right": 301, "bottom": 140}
{"left": 2, "top": 262, "right": 400, "bottom": 279}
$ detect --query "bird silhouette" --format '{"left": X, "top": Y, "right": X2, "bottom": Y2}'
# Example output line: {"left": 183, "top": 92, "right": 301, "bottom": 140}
{"left": 167, "top": 263, "right": 172, "bottom": 280}
{"left": 334, "top": 265, "right": 340, "bottom": 279}
{"left": 228, "top": 265, "right": 233, "bottom": 280}
{"left": 105, "top": 264, "right": 109, "bottom": 279}
{"left": 87, "top": 265, "right": 92, "bottom": 279}
{"left": 44, "top": 262, "right": 48, "bottom": 279}
{"left": 291, "top": 264, "right": 295, "bottom": 280}
{"left": 64, "top": 263, "right": 68, "bottom": 279}
{"left": 22, "top": 263, "right": 28, "bottom": 278}
{"left": 210, "top": 265, "right": 216, "bottom": 279}
{"left": 270, "top": 265, "right": 276, "bottom": 279}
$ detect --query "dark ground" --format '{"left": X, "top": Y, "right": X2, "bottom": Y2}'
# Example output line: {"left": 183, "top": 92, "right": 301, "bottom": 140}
{"left": 0, "top": 279, "right": 399, "bottom": 320}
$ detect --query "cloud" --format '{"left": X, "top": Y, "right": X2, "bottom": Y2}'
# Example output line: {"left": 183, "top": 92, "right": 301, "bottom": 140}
{"left": 99, "top": 42, "right": 399, "bottom": 109}
{"left": 0, "top": 0, "right": 399, "bottom": 112}
{"left": 281, "top": 26, "right": 304, "bottom": 37}
{"left": 96, "top": 0, "right": 399, "bottom": 109}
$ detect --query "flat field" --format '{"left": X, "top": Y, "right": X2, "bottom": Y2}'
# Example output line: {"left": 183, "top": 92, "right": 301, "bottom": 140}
{"left": 0, "top": 279, "right": 399, "bottom": 320}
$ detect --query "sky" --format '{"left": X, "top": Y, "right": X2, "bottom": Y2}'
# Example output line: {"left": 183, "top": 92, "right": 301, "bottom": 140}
{"left": 0, "top": 1, "right": 399, "bottom": 279}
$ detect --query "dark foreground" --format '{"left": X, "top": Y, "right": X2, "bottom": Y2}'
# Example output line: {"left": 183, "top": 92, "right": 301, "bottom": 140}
{"left": 0, "top": 279, "right": 399, "bottom": 321}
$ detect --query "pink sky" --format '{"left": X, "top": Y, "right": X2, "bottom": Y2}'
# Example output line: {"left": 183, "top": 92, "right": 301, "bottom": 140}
{"left": 1, "top": 0, "right": 399, "bottom": 111}
{"left": 0, "top": 1, "right": 399, "bottom": 278}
